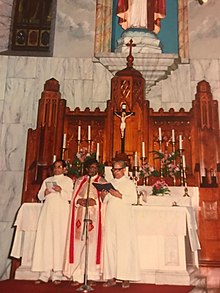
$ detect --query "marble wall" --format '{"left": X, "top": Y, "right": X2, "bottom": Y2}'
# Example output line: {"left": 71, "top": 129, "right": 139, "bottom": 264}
{"left": 0, "top": 0, "right": 220, "bottom": 280}
{"left": 0, "top": 54, "right": 112, "bottom": 279}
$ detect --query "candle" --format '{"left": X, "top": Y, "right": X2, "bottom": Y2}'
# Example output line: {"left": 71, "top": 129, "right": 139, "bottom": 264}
{"left": 96, "top": 143, "right": 100, "bottom": 161}
{"left": 179, "top": 134, "right": 182, "bottom": 149}
{"left": 158, "top": 128, "right": 162, "bottom": 141}
{"left": 172, "top": 129, "right": 175, "bottom": 142}
{"left": 134, "top": 152, "right": 138, "bottom": 166}
{"left": 78, "top": 126, "right": 81, "bottom": 141}
{"left": 63, "top": 133, "right": 67, "bottom": 148}
{"left": 182, "top": 155, "right": 186, "bottom": 168}
{"left": 53, "top": 155, "right": 56, "bottom": 163}
{"left": 142, "top": 142, "right": 145, "bottom": 158}
{"left": 88, "top": 125, "right": 91, "bottom": 141}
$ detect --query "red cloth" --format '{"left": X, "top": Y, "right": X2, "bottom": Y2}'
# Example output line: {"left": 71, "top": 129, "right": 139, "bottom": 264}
{"left": 69, "top": 175, "right": 102, "bottom": 264}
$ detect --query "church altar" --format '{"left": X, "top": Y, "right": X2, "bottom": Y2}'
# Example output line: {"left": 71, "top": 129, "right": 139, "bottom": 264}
{"left": 137, "top": 186, "right": 199, "bottom": 209}
{"left": 10, "top": 187, "right": 200, "bottom": 285}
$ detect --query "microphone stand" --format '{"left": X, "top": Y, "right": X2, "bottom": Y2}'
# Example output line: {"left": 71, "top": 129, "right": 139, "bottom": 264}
{"left": 77, "top": 175, "right": 94, "bottom": 292}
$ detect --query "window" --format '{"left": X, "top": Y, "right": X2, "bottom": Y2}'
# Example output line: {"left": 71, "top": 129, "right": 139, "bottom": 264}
{"left": 11, "top": 0, "right": 53, "bottom": 52}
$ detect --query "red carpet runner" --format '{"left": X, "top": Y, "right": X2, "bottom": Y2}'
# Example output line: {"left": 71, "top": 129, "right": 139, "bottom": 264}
{"left": 0, "top": 280, "right": 194, "bottom": 293}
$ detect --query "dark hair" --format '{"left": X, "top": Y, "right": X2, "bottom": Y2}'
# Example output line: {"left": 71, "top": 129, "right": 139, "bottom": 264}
{"left": 84, "top": 158, "right": 99, "bottom": 170}
{"left": 52, "top": 159, "right": 67, "bottom": 169}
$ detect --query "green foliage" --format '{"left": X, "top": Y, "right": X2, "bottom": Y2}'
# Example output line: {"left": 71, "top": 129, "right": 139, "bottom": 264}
{"left": 66, "top": 149, "right": 104, "bottom": 177}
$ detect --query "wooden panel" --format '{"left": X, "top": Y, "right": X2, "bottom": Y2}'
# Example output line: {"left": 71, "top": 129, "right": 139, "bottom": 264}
{"left": 199, "top": 188, "right": 220, "bottom": 264}
{"left": 63, "top": 107, "right": 106, "bottom": 163}
{"left": 15, "top": 76, "right": 220, "bottom": 279}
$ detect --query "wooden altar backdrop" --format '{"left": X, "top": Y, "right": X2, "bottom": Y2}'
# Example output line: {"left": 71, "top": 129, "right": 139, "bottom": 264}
{"left": 12, "top": 59, "right": 220, "bottom": 277}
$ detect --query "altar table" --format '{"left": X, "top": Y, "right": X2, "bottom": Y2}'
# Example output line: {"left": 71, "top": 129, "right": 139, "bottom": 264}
{"left": 10, "top": 190, "right": 200, "bottom": 285}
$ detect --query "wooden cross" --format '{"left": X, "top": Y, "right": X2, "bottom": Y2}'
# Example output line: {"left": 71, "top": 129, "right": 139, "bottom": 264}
{"left": 126, "top": 39, "right": 136, "bottom": 68}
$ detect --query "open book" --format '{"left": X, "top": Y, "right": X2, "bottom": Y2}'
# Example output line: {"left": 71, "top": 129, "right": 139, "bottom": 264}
{"left": 92, "top": 182, "right": 116, "bottom": 192}
{"left": 46, "top": 181, "right": 57, "bottom": 192}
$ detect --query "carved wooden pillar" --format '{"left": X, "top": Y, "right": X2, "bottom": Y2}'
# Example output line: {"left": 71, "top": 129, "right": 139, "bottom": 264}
{"left": 22, "top": 78, "right": 66, "bottom": 202}
{"left": 192, "top": 80, "right": 220, "bottom": 267}
{"left": 192, "top": 80, "right": 220, "bottom": 185}
{"left": 37, "top": 78, "right": 66, "bottom": 165}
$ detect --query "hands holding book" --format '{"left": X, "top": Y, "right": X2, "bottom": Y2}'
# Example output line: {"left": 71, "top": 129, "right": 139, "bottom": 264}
{"left": 92, "top": 182, "right": 122, "bottom": 199}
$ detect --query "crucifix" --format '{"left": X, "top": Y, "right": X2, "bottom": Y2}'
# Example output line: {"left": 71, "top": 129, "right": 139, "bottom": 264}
{"left": 114, "top": 103, "right": 134, "bottom": 153}
{"left": 126, "top": 39, "right": 136, "bottom": 68}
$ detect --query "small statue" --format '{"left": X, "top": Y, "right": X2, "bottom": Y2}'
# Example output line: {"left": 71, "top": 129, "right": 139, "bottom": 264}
{"left": 115, "top": 111, "right": 134, "bottom": 138}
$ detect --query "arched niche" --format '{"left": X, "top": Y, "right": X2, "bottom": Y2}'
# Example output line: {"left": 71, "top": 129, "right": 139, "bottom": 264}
{"left": 94, "top": 0, "right": 189, "bottom": 59}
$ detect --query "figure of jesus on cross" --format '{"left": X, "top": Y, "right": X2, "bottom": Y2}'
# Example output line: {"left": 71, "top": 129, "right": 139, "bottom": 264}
{"left": 114, "top": 103, "right": 134, "bottom": 153}
{"left": 115, "top": 110, "right": 133, "bottom": 139}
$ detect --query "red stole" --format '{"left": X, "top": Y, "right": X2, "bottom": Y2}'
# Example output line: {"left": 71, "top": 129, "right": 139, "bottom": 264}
{"left": 69, "top": 175, "right": 102, "bottom": 264}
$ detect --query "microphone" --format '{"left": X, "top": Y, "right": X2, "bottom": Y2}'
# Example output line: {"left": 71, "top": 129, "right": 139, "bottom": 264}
{"left": 81, "top": 173, "right": 92, "bottom": 240}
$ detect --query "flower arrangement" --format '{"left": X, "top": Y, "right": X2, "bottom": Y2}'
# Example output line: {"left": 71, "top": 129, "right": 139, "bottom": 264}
{"left": 151, "top": 179, "right": 170, "bottom": 196}
{"left": 152, "top": 150, "right": 180, "bottom": 178}
{"left": 139, "top": 150, "right": 180, "bottom": 179}
{"left": 66, "top": 147, "right": 89, "bottom": 177}
{"left": 139, "top": 161, "right": 159, "bottom": 178}
{"left": 66, "top": 147, "right": 104, "bottom": 177}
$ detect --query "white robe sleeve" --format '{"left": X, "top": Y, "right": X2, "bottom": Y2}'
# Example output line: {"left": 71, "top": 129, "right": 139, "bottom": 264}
{"left": 120, "top": 179, "right": 137, "bottom": 204}
{"left": 37, "top": 179, "right": 47, "bottom": 201}
{"left": 59, "top": 177, "right": 73, "bottom": 201}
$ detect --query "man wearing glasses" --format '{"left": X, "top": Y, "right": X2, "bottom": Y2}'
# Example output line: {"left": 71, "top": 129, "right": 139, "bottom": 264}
{"left": 101, "top": 160, "right": 140, "bottom": 289}
{"left": 32, "top": 160, "right": 73, "bottom": 284}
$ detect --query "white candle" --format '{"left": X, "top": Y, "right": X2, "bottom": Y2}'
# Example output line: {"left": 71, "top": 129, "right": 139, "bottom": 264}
{"left": 134, "top": 152, "right": 138, "bottom": 166}
{"left": 53, "top": 155, "right": 56, "bottom": 163}
{"left": 63, "top": 133, "right": 67, "bottom": 148}
{"left": 88, "top": 125, "right": 91, "bottom": 141}
{"left": 78, "top": 126, "right": 81, "bottom": 141}
{"left": 182, "top": 155, "right": 186, "bottom": 168}
{"left": 172, "top": 129, "right": 175, "bottom": 142}
{"left": 96, "top": 143, "right": 100, "bottom": 161}
{"left": 158, "top": 127, "right": 162, "bottom": 141}
{"left": 179, "top": 134, "right": 182, "bottom": 149}
{"left": 142, "top": 142, "right": 145, "bottom": 158}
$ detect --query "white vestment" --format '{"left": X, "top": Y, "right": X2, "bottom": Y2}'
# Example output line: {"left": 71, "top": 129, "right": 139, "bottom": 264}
{"left": 32, "top": 174, "right": 73, "bottom": 274}
{"left": 102, "top": 175, "right": 140, "bottom": 281}
{"left": 63, "top": 175, "right": 105, "bottom": 282}
{"left": 128, "top": 0, "right": 148, "bottom": 29}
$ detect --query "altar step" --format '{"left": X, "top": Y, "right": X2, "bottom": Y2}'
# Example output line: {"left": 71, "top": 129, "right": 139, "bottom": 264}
{"left": 189, "top": 266, "right": 220, "bottom": 292}
{"left": 189, "top": 268, "right": 207, "bottom": 292}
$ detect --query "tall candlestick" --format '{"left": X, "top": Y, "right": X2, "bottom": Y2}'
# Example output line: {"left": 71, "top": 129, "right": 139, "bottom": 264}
{"left": 96, "top": 143, "right": 100, "bottom": 161}
{"left": 78, "top": 126, "right": 81, "bottom": 141}
{"left": 179, "top": 134, "right": 182, "bottom": 149}
{"left": 53, "top": 155, "right": 56, "bottom": 163}
{"left": 134, "top": 152, "right": 138, "bottom": 167}
{"left": 88, "top": 125, "right": 91, "bottom": 140}
{"left": 172, "top": 129, "right": 175, "bottom": 142}
{"left": 63, "top": 133, "right": 67, "bottom": 148}
{"left": 158, "top": 127, "right": 162, "bottom": 141}
{"left": 142, "top": 142, "right": 145, "bottom": 158}
{"left": 182, "top": 155, "right": 186, "bottom": 168}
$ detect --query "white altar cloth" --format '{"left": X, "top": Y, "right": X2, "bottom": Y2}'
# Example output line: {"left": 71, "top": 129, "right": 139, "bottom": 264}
{"left": 11, "top": 203, "right": 43, "bottom": 259}
{"left": 10, "top": 196, "right": 200, "bottom": 284}
{"left": 138, "top": 186, "right": 199, "bottom": 209}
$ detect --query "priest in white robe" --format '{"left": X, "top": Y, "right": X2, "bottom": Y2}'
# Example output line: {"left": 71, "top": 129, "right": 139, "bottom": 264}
{"left": 31, "top": 160, "right": 73, "bottom": 284}
{"left": 101, "top": 160, "right": 140, "bottom": 289}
